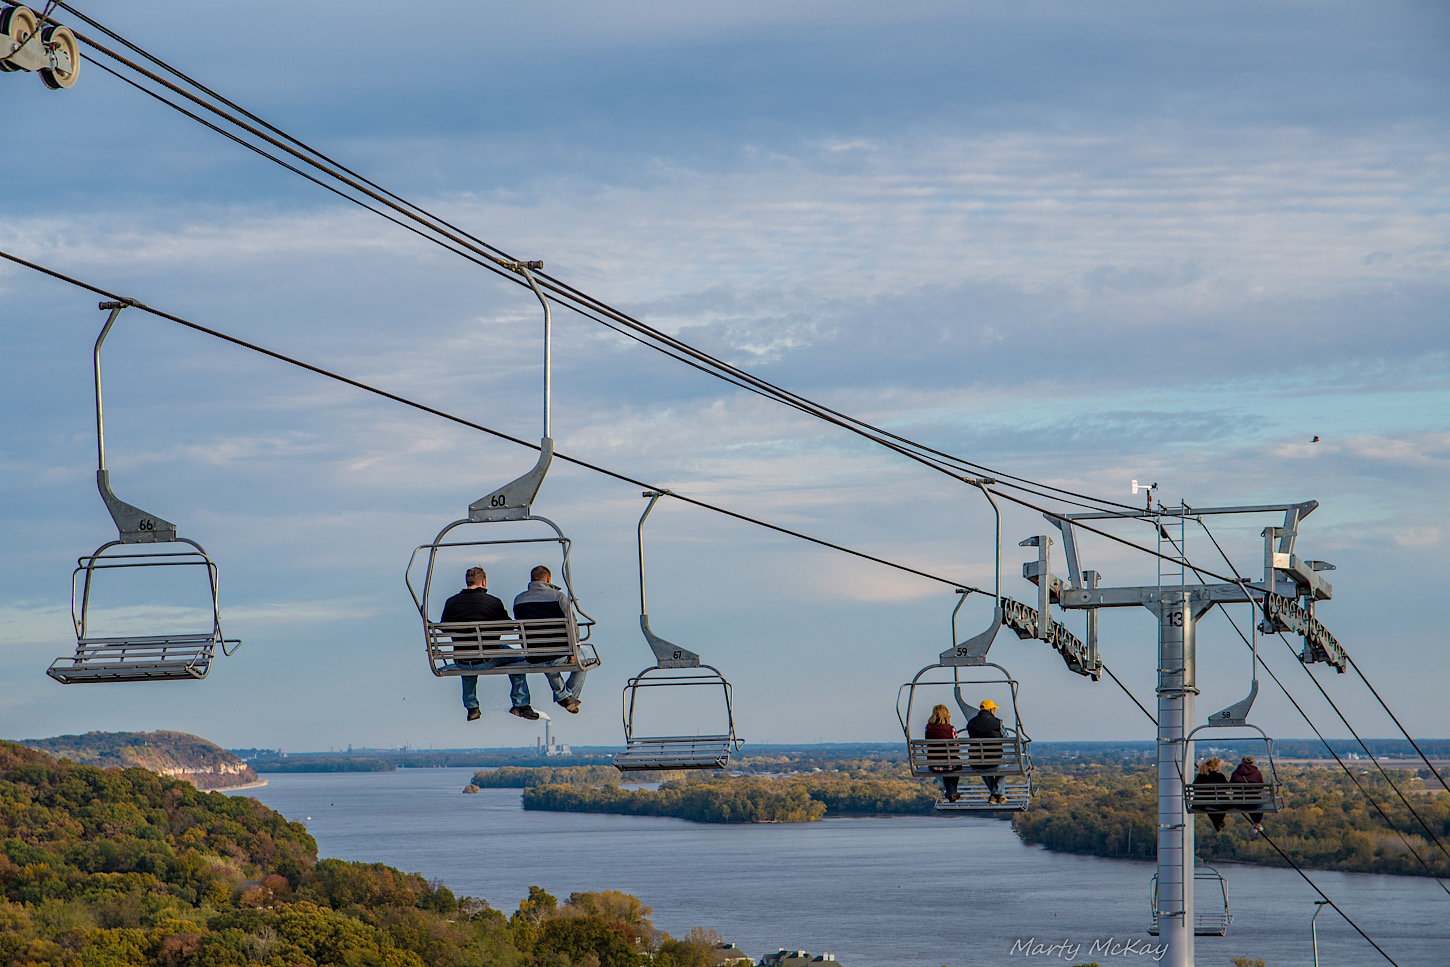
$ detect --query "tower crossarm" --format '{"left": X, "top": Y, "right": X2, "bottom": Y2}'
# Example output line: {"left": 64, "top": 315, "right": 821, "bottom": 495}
{"left": 1057, "top": 583, "right": 1254, "bottom": 609}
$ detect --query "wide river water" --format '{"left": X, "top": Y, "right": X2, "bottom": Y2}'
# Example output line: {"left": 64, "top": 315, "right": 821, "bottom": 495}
{"left": 235, "top": 767, "right": 1445, "bottom": 967}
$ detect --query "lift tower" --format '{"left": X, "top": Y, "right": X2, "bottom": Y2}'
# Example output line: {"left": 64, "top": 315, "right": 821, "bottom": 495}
{"left": 1032, "top": 499, "right": 1345, "bottom": 967}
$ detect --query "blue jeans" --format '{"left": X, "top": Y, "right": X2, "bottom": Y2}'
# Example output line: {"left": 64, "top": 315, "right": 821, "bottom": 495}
{"left": 540, "top": 660, "right": 587, "bottom": 703}
{"left": 980, "top": 772, "right": 1003, "bottom": 796}
{"left": 459, "top": 656, "right": 530, "bottom": 710}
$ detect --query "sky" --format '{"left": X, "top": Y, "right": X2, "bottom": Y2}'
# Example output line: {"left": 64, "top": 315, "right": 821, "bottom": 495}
{"left": 0, "top": 0, "right": 1446, "bottom": 751}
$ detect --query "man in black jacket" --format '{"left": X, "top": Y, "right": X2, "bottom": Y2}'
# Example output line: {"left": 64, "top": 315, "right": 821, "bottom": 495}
{"left": 965, "top": 699, "right": 1006, "bottom": 803}
{"left": 440, "top": 567, "right": 539, "bottom": 721}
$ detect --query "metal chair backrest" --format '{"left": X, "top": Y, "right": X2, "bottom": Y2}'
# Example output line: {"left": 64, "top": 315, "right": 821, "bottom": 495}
{"left": 407, "top": 519, "right": 599, "bottom": 678}
{"left": 1183, "top": 722, "right": 1284, "bottom": 814}
{"left": 614, "top": 664, "right": 740, "bottom": 771}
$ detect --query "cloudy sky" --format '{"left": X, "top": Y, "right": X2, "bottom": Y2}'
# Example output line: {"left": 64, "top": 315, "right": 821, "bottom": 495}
{"left": 1, "top": 0, "right": 1446, "bottom": 751}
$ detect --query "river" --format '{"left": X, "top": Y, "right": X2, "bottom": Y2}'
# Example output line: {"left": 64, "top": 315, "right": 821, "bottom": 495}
{"left": 234, "top": 767, "right": 1446, "bottom": 966}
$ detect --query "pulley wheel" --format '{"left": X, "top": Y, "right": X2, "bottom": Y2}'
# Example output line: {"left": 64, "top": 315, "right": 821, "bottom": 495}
{"left": 39, "top": 23, "right": 78, "bottom": 89}
{"left": 0, "top": 5, "right": 38, "bottom": 72}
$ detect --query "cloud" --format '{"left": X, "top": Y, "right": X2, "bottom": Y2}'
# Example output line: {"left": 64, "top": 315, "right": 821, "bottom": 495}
{"left": 1, "top": 0, "right": 1446, "bottom": 744}
{"left": 1394, "top": 527, "right": 1441, "bottom": 549}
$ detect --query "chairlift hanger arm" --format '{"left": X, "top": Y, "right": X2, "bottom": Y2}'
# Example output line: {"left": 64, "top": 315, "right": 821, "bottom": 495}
{"left": 91, "top": 300, "right": 179, "bottom": 543}
{"left": 637, "top": 490, "right": 667, "bottom": 617}
{"left": 636, "top": 490, "right": 700, "bottom": 668}
{"left": 941, "top": 480, "right": 1002, "bottom": 666}
{"left": 468, "top": 260, "right": 554, "bottom": 523}
{"left": 511, "top": 260, "right": 551, "bottom": 440}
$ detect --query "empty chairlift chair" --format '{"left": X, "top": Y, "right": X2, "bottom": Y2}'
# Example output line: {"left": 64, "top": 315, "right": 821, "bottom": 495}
{"left": 48, "top": 301, "right": 240, "bottom": 683}
{"left": 405, "top": 262, "right": 600, "bottom": 680}
{"left": 1149, "top": 867, "right": 1231, "bottom": 938}
{"left": 613, "top": 491, "right": 740, "bottom": 772}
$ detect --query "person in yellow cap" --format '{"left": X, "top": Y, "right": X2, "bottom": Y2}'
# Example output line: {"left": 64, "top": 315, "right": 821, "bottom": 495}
{"left": 965, "top": 698, "right": 1006, "bottom": 804}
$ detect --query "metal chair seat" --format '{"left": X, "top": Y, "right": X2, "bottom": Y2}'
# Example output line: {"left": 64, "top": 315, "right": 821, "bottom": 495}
{"left": 612, "top": 734, "right": 736, "bottom": 771}
{"left": 934, "top": 776, "right": 1034, "bottom": 812}
{"left": 426, "top": 616, "right": 598, "bottom": 676}
{"left": 1185, "top": 782, "right": 1283, "bottom": 813}
{"left": 907, "top": 736, "right": 1027, "bottom": 778}
{"left": 1147, "top": 916, "right": 1231, "bottom": 938}
{"left": 48, "top": 633, "right": 222, "bottom": 683}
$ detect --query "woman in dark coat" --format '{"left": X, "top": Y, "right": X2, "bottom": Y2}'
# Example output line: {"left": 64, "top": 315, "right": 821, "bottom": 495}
{"left": 1193, "top": 758, "right": 1230, "bottom": 831}
{"left": 925, "top": 704, "right": 961, "bottom": 801}
{"left": 1231, "top": 755, "right": 1266, "bottom": 830}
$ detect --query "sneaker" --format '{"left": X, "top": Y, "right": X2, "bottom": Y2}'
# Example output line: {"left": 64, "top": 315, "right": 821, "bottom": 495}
{"left": 509, "top": 705, "right": 541, "bottom": 720}
{"left": 466, "top": 707, "right": 481, "bottom": 722}
{"left": 557, "top": 696, "right": 581, "bottom": 714}
{"left": 1253, "top": 823, "right": 1264, "bottom": 832}
{"left": 948, "top": 794, "right": 961, "bottom": 803}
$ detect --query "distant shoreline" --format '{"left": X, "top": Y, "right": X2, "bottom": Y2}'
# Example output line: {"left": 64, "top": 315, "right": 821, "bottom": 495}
{"left": 217, "top": 778, "right": 269, "bottom": 792}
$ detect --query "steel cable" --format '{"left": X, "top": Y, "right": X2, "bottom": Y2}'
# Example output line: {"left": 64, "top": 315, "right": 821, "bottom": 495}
{"left": 0, "top": 245, "right": 1186, "bottom": 737}
{"left": 47, "top": 1, "right": 1144, "bottom": 519}
{"left": 1196, "top": 519, "right": 1450, "bottom": 884}
{"left": 0, "top": 245, "right": 982, "bottom": 595}
{"left": 1255, "top": 823, "right": 1402, "bottom": 966}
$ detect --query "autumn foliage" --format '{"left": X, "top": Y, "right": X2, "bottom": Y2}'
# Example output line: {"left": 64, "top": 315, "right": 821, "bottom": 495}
{"left": 0, "top": 741, "right": 718, "bottom": 966}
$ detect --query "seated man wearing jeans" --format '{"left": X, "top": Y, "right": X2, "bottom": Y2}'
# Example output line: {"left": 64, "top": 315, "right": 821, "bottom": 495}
{"left": 440, "top": 567, "right": 539, "bottom": 722}
{"left": 512, "top": 564, "right": 587, "bottom": 714}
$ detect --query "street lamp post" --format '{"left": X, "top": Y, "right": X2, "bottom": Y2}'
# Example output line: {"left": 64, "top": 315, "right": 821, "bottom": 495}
{"left": 1311, "top": 899, "right": 1332, "bottom": 966}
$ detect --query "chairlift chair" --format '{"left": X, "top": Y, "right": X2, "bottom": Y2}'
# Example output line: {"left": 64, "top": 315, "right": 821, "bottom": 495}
{"left": 896, "top": 485, "right": 1036, "bottom": 811}
{"left": 405, "top": 262, "right": 600, "bottom": 680}
{"left": 1148, "top": 866, "right": 1231, "bottom": 937}
{"left": 613, "top": 491, "right": 740, "bottom": 772}
{"left": 1184, "top": 661, "right": 1286, "bottom": 816}
{"left": 48, "top": 301, "right": 240, "bottom": 683}
{"left": 1184, "top": 724, "right": 1285, "bottom": 816}
{"left": 899, "top": 660, "right": 1036, "bottom": 811}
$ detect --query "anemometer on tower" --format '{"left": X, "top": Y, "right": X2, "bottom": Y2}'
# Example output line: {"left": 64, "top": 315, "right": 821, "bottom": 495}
{"left": 2, "top": 5, "right": 79, "bottom": 88}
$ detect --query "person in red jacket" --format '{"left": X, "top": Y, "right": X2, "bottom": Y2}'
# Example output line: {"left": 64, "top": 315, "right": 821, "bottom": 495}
{"left": 925, "top": 704, "right": 961, "bottom": 801}
{"left": 1231, "top": 755, "right": 1266, "bottom": 831}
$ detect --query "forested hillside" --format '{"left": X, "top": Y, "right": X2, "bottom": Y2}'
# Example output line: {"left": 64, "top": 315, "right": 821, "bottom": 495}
{"left": 0, "top": 741, "right": 726, "bottom": 966}
{"left": 20, "top": 731, "right": 258, "bottom": 790}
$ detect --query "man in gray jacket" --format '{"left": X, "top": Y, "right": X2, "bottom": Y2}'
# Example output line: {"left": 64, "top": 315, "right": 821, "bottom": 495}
{"left": 513, "top": 565, "right": 587, "bottom": 713}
